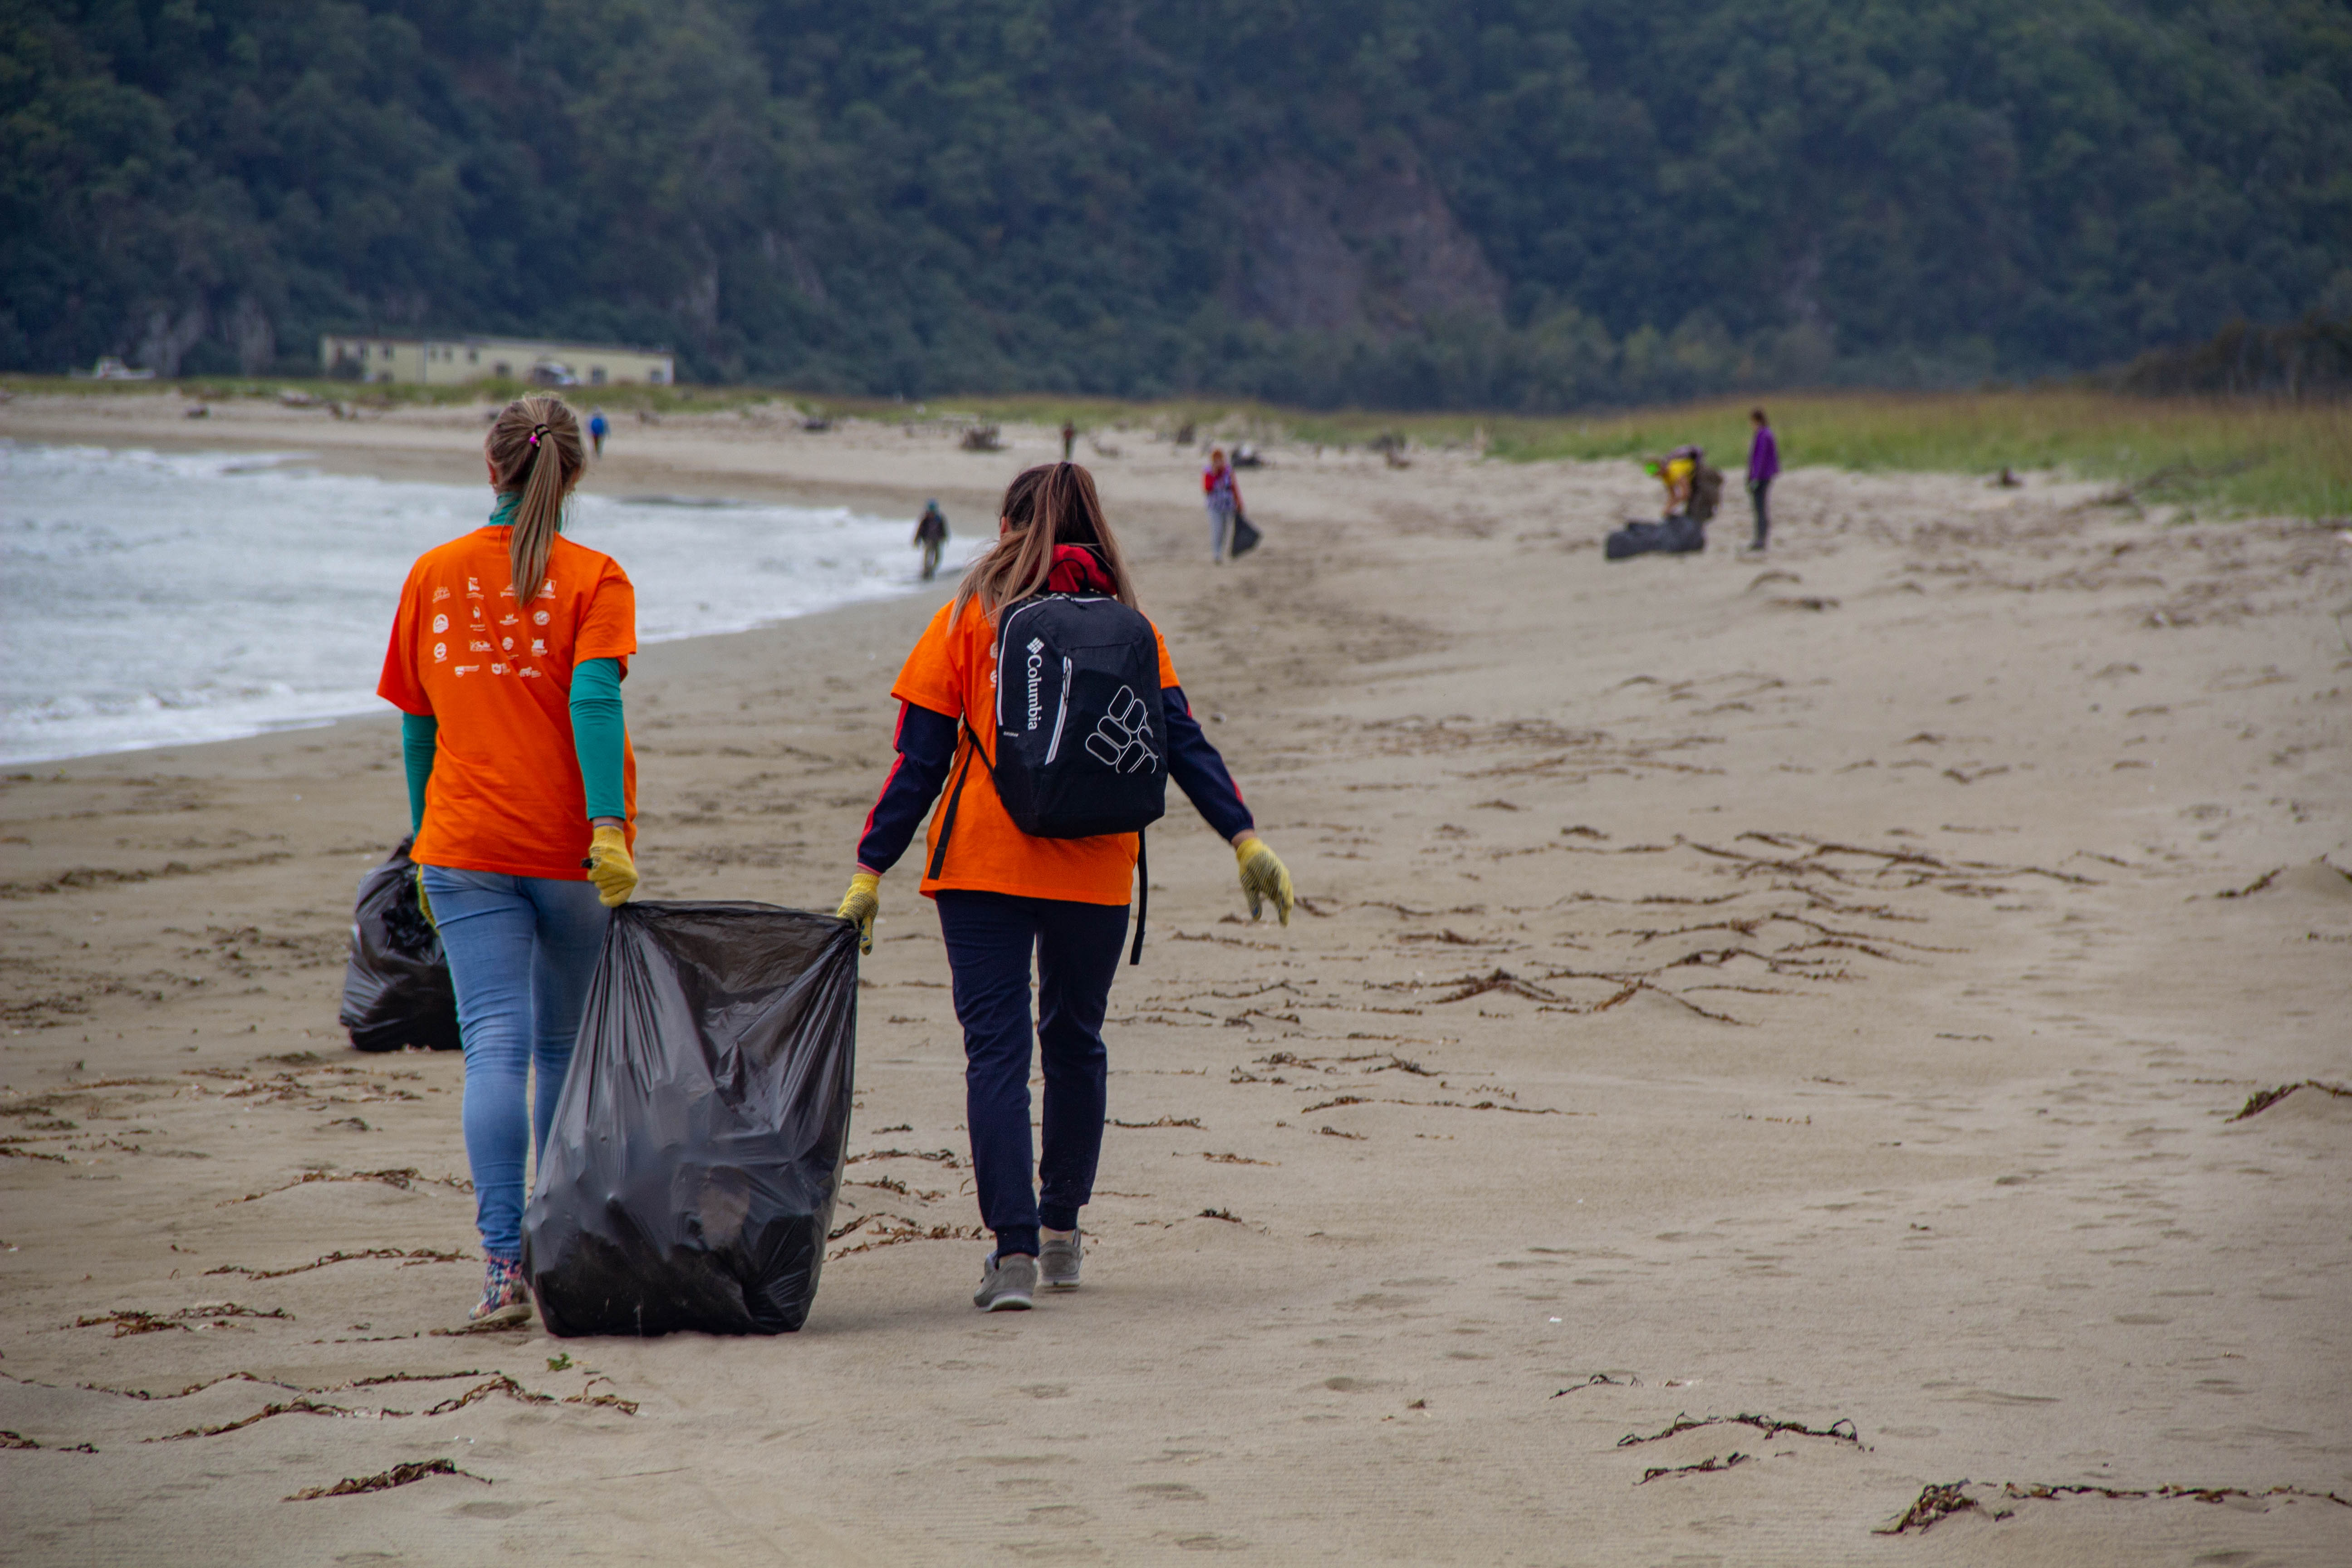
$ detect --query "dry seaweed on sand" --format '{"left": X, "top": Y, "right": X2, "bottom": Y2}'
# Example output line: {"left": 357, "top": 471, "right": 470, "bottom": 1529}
{"left": 2231, "top": 1080, "right": 2352, "bottom": 1120}
{"left": 225, "top": 1166, "right": 470, "bottom": 1204}
{"left": 205, "top": 1246, "right": 469, "bottom": 1279}
{"left": 1636, "top": 1452, "right": 1749, "bottom": 1485}
{"left": 1617, "top": 1412, "right": 1861, "bottom": 1447}
{"left": 69, "top": 1303, "right": 293, "bottom": 1336}
{"left": 285, "top": 1457, "right": 489, "bottom": 1501}
{"left": 1551, "top": 1373, "right": 1640, "bottom": 1396}
{"left": 4, "top": 1429, "right": 98, "bottom": 1452}
{"left": 1877, "top": 1481, "right": 1980, "bottom": 1534}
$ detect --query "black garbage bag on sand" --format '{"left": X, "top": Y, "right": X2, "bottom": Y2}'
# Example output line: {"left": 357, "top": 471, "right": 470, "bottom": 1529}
{"left": 524, "top": 901, "right": 859, "bottom": 1337}
{"left": 1605, "top": 513, "right": 1708, "bottom": 560}
{"left": 339, "top": 838, "right": 461, "bottom": 1053}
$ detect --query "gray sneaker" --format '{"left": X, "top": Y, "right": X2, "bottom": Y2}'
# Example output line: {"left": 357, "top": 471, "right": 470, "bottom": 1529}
{"left": 1040, "top": 1228, "right": 1083, "bottom": 1290}
{"left": 973, "top": 1251, "right": 1038, "bottom": 1312}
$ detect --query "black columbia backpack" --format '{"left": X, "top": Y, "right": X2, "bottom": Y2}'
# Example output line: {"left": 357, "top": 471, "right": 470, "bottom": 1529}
{"left": 927, "top": 592, "right": 1167, "bottom": 959}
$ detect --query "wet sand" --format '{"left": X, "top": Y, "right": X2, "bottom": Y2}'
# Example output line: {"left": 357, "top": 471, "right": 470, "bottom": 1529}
{"left": 3, "top": 392, "right": 2349, "bottom": 1564}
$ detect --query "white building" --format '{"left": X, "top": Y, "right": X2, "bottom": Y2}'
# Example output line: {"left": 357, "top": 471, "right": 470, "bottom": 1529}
{"left": 318, "top": 334, "right": 674, "bottom": 387}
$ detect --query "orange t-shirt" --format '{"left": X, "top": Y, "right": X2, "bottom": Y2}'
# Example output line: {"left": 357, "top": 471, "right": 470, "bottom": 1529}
{"left": 895, "top": 597, "right": 1179, "bottom": 905}
{"left": 377, "top": 528, "right": 638, "bottom": 879}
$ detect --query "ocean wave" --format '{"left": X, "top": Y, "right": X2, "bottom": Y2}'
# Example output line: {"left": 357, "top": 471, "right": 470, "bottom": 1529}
{"left": 0, "top": 443, "right": 975, "bottom": 763}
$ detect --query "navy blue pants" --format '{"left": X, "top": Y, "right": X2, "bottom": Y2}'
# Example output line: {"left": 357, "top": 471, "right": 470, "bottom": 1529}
{"left": 936, "top": 890, "right": 1129, "bottom": 1259}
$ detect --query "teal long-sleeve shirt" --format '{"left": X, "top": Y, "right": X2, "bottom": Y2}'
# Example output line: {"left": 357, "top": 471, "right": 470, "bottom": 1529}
{"left": 401, "top": 657, "right": 628, "bottom": 834}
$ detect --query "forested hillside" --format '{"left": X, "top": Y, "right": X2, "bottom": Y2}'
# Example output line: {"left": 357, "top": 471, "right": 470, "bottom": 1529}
{"left": 7, "top": 0, "right": 2348, "bottom": 405}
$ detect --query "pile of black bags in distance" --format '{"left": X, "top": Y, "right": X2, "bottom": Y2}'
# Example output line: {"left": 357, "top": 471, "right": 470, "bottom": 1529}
{"left": 340, "top": 838, "right": 461, "bottom": 1053}
{"left": 524, "top": 902, "right": 859, "bottom": 1336}
{"left": 1604, "top": 514, "right": 1708, "bottom": 560}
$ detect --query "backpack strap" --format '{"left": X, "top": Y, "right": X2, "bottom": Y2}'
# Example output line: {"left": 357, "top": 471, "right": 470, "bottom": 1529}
{"left": 1128, "top": 828, "right": 1147, "bottom": 965}
{"left": 925, "top": 726, "right": 987, "bottom": 881}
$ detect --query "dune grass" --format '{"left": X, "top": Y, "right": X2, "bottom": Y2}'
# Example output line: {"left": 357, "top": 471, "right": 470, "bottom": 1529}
{"left": 944, "top": 389, "right": 2351, "bottom": 520}
{"left": 10, "top": 375, "right": 2345, "bottom": 519}
{"left": 1478, "top": 392, "right": 2352, "bottom": 522}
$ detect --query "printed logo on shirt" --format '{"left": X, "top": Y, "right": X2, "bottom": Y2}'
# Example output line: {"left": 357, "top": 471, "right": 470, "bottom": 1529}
{"left": 491, "top": 662, "right": 509, "bottom": 675}
{"left": 498, "top": 613, "right": 519, "bottom": 627}
{"left": 432, "top": 586, "right": 451, "bottom": 603}
{"left": 466, "top": 576, "right": 481, "bottom": 596}
{"left": 432, "top": 613, "right": 449, "bottom": 633}
{"left": 538, "top": 579, "right": 557, "bottom": 600}
{"left": 531, "top": 639, "right": 547, "bottom": 656}
{"left": 433, "top": 641, "right": 447, "bottom": 662}
{"left": 455, "top": 665, "right": 480, "bottom": 676}
{"left": 501, "top": 637, "right": 514, "bottom": 651}
{"left": 471, "top": 640, "right": 492, "bottom": 652}
{"left": 518, "top": 666, "right": 542, "bottom": 678}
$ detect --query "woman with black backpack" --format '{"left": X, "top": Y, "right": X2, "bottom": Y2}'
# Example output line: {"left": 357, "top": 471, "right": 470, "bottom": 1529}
{"left": 836, "top": 462, "right": 1294, "bottom": 1311}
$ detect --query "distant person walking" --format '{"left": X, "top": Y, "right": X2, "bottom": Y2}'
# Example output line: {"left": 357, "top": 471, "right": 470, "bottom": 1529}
{"left": 1202, "top": 447, "right": 1240, "bottom": 563}
{"left": 588, "top": 408, "right": 609, "bottom": 459}
{"left": 914, "top": 499, "right": 951, "bottom": 582}
{"left": 1745, "top": 408, "right": 1779, "bottom": 551}
{"left": 377, "top": 394, "right": 642, "bottom": 1329}
{"left": 1061, "top": 420, "right": 1078, "bottom": 461}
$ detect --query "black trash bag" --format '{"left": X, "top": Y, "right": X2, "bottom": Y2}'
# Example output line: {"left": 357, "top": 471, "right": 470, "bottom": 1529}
{"left": 524, "top": 901, "right": 859, "bottom": 1337}
{"left": 1229, "top": 510, "right": 1262, "bottom": 559}
{"left": 1604, "top": 513, "right": 1708, "bottom": 560}
{"left": 338, "top": 838, "right": 462, "bottom": 1053}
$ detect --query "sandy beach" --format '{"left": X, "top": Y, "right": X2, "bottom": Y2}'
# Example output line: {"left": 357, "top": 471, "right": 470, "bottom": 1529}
{"left": 3, "top": 391, "right": 2348, "bottom": 1564}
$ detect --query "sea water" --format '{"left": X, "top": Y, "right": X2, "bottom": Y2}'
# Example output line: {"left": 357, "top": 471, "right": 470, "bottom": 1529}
{"left": 0, "top": 443, "right": 975, "bottom": 764}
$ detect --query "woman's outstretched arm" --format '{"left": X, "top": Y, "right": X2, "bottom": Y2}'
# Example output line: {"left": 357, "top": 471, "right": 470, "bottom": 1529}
{"left": 1163, "top": 685, "right": 1253, "bottom": 842}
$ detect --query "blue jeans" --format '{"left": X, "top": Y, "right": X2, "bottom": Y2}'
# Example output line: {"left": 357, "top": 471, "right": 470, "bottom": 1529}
{"left": 1205, "top": 501, "right": 1234, "bottom": 560}
{"left": 936, "top": 891, "right": 1129, "bottom": 1258}
{"left": 419, "top": 867, "right": 608, "bottom": 1262}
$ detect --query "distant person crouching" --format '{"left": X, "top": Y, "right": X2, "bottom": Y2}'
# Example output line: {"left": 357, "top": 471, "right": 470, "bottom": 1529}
{"left": 588, "top": 408, "right": 609, "bottom": 459}
{"left": 1745, "top": 409, "right": 1779, "bottom": 551}
{"left": 915, "top": 500, "right": 951, "bottom": 582}
{"left": 1202, "top": 447, "right": 1240, "bottom": 563}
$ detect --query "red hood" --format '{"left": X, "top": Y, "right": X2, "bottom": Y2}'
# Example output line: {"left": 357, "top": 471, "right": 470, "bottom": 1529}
{"left": 1045, "top": 544, "right": 1117, "bottom": 595}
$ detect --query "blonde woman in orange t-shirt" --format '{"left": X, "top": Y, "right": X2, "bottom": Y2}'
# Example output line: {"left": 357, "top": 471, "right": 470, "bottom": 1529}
{"left": 377, "top": 394, "right": 642, "bottom": 1328}
{"left": 834, "top": 463, "right": 1295, "bottom": 1311}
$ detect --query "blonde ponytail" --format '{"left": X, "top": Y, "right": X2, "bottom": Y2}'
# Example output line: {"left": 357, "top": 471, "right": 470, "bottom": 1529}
{"left": 484, "top": 395, "right": 585, "bottom": 602}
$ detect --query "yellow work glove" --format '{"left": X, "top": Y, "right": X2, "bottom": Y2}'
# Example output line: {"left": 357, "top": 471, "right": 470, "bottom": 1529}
{"left": 415, "top": 866, "right": 435, "bottom": 928}
{"left": 585, "top": 824, "right": 638, "bottom": 907}
{"left": 836, "top": 870, "right": 880, "bottom": 955}
{"left": 1235, "top": 835, "right": 1294, "bottom": 926}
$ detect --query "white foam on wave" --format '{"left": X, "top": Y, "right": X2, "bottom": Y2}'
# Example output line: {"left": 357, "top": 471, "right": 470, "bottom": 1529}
{"left": 0, "top": 442, "right": 977, "bottom": 764}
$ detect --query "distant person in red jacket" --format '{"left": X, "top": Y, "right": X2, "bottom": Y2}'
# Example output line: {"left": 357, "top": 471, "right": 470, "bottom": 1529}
{"left": 1745, "top": 408, "right": 1779, "bottom": 552}
{"left": 1202, "top": 447, "right": 1240, "bottom": 563}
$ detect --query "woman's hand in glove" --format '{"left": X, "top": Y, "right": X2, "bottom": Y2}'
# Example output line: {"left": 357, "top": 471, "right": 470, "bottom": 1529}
{"left": 837, "top": 870, "right": 881, "bottom": 954}
{"left": 585, "top": 824, "right": 638, "bottom": 907}
{"left": 1233, "top": 834, "right": 1295, "bottom": 925}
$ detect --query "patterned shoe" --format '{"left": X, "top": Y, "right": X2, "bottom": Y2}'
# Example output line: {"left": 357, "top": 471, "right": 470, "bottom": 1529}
{"left": 468, "top": 1255, "right": 531, "bottom": 1329}
{"left": 1040, "top": 1228, "right": 1083, "bottom": 1290}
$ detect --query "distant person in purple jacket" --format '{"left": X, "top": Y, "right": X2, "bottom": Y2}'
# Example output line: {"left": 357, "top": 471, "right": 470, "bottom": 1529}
{"left": 1745, "top": 408, "right": 1779, "bottom": 552}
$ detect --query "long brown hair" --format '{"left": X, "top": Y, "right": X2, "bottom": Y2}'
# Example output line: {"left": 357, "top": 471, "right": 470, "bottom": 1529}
{"left": 484, "top": 395, "right": 585, "bottom": 602}
{"left": 951, "top": 462, "right": 1139, "bottom": 620}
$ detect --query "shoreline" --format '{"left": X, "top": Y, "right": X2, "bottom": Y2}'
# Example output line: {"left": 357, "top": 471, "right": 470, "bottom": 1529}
{"left": 1, "top": 419, "right": 975, "bottom": 769}
{"left": 3, "top": 391, "right": 2348, "bottom": 1565}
